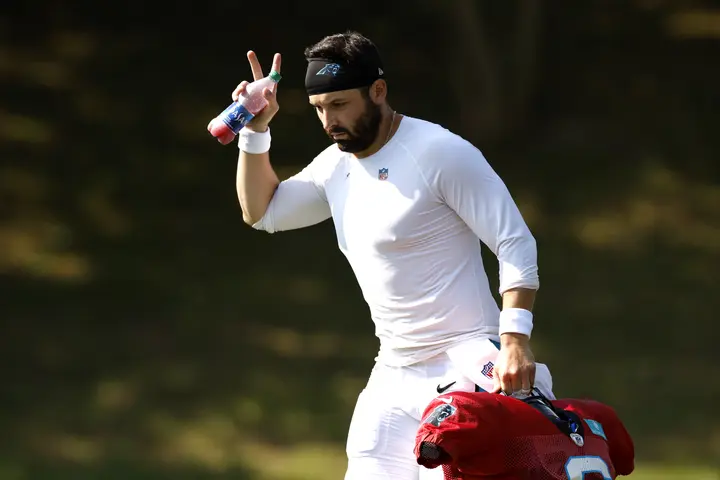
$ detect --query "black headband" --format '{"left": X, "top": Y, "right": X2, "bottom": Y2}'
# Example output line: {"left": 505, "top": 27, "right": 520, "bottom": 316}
{"left": 305, "top": 57, "right": 384, "bottom": 95}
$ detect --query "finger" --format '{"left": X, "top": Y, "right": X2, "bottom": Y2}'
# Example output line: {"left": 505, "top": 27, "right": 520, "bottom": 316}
{"left": 507, "top": 372, "right": 522, "bottom": 393}
{"left": 492, "top": 367, "right": 502, "bottom": 393}
{"left": 247, "top": 50, "right": 264, "bottom": 81}
{"left": 232, "top": 81, "right": 249, "bottom": 101}
{"left": 271, "top": 52, "right": 282, "bottom": 74}
{"left": 519, "top": 366, "right": 533, "bottom": 393}
{"left": 520, "top": 379, "right": 532, "bottom": 395}
{"left": 527, "top": 364, "right": 537, "bottom": 392}
{"left": 499, "top": 373, "right": 510, "bottom": 394}
{"left": 269, "top": 53, "right": 282, "bottom": 93}
{"left": 262, "top": 87, "right": 273, "bottom": 99}
{"left": 505, "top": 371, "right": 522, "bottom": 395}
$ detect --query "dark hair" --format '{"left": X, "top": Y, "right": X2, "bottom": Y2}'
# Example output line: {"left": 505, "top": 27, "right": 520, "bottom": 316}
{"left": 304, "top": 31, "right": 384, "bottom": 71}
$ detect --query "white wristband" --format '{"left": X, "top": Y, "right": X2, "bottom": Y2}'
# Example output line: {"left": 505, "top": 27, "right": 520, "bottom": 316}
{"left": 239, "top": 127, "right": 271, "bottom": 154}
{"left": 499, "top": 308, "right": 534, "bottom": 338}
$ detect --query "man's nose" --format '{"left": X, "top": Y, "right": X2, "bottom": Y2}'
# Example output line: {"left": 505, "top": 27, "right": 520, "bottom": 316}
{"left": 321, "top": 111, "right": 337, "bottom": 130}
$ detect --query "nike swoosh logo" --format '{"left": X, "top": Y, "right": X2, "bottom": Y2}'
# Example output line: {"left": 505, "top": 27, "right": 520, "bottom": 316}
{"left": 436, "top": 381, "right": 456, "bottom": 394}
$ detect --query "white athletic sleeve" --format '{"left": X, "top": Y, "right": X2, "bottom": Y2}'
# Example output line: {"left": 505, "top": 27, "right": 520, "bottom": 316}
{"left": 428, "top": 138, "right": 540, "bottom": 294}
{"left": 252, "top": 161, "right": 331, "bottom": 234}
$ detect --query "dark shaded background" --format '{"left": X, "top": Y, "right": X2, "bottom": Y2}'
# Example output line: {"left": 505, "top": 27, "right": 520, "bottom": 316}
{"left": 1, "top": 1, "right": 719, "bottom": 478}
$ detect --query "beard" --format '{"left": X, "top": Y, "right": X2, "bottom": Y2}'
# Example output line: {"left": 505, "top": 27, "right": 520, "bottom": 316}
{"left": 326, "top": 99, "right": 383, "bottom": 153}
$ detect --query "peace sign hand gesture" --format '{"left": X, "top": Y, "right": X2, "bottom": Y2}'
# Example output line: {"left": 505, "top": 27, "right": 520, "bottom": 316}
{"left": 231, "top": 51, "right": 282, "bottom": 133}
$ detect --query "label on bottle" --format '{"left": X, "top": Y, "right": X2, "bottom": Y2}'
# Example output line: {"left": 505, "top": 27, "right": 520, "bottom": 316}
{"left": 219, "top": 102, "right": 255, "bottom": 134}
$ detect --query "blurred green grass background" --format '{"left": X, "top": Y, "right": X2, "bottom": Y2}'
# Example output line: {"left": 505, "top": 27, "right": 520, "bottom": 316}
{"left": 1, "top": 1, "right": 719, "bottom": 479}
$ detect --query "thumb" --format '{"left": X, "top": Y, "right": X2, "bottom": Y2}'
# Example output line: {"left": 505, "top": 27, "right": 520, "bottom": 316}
{"left": 263, "top": 87, "right": 274, "bottom": 99}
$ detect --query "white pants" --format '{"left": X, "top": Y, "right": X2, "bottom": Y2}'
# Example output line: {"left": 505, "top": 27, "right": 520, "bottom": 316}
{"left": 343, "top": 336, "right": 555, "bottom": 480}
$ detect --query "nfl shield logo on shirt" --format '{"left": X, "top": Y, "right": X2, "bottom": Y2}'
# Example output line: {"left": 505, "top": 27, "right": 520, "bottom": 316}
{"left": 481, "top": 361, "right": 494, "bottom": 379}
{"left": 378, "top": 168, "right": 389, "bottom": 180}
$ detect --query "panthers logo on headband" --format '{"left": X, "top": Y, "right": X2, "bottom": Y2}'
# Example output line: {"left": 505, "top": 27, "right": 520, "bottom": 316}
{"left": 316, "top": 63, "right": 341, "bottom": 77}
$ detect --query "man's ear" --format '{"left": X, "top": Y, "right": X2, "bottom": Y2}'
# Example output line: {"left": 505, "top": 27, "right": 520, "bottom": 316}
{"left": 370, "top": 79, "right": 387, "bottom": 104}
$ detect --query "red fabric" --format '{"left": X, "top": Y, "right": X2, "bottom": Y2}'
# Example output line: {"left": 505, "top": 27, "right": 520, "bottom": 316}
{"left": 415, "top": 392, "right": 635, "bottom": 479}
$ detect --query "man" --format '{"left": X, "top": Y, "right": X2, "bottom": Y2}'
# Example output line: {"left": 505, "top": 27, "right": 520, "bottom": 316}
{"left": 231, "top": 31, "right": 553, "bottom": 479}
{"left": 415, "top": 390, "right": 635, "bottom": 479}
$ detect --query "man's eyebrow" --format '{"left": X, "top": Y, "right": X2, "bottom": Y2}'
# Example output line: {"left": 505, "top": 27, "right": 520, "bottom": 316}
{"left": 311, "top": 98, "right": 348, "bottom": 107}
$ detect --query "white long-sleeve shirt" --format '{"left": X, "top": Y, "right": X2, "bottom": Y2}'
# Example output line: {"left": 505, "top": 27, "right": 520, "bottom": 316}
{"left": 253, "top": 116, "right": 539, "bottom": 366}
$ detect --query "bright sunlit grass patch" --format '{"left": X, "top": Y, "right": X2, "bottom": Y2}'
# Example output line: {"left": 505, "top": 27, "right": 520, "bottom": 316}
{"left": 627, "top": 464, "right": 719, "bottom": 480}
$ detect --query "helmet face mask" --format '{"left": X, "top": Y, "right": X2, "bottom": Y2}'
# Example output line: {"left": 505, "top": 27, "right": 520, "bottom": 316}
{"left": 521, "top": 389, "right": 585, "bottom": 441}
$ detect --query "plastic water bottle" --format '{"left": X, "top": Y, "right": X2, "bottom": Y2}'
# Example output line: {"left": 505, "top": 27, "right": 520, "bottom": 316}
{"left": 207, "top": 70, "right": 282, "bottom": 145}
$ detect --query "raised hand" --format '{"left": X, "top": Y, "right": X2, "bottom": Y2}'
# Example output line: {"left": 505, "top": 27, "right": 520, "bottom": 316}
{"left": 231, "top": 51, "right": 282, "bottom": 132}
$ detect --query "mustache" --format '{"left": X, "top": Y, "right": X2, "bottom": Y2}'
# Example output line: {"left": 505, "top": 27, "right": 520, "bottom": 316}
{"left": 327, "top": 126, "right": 350, "bottom": 135}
